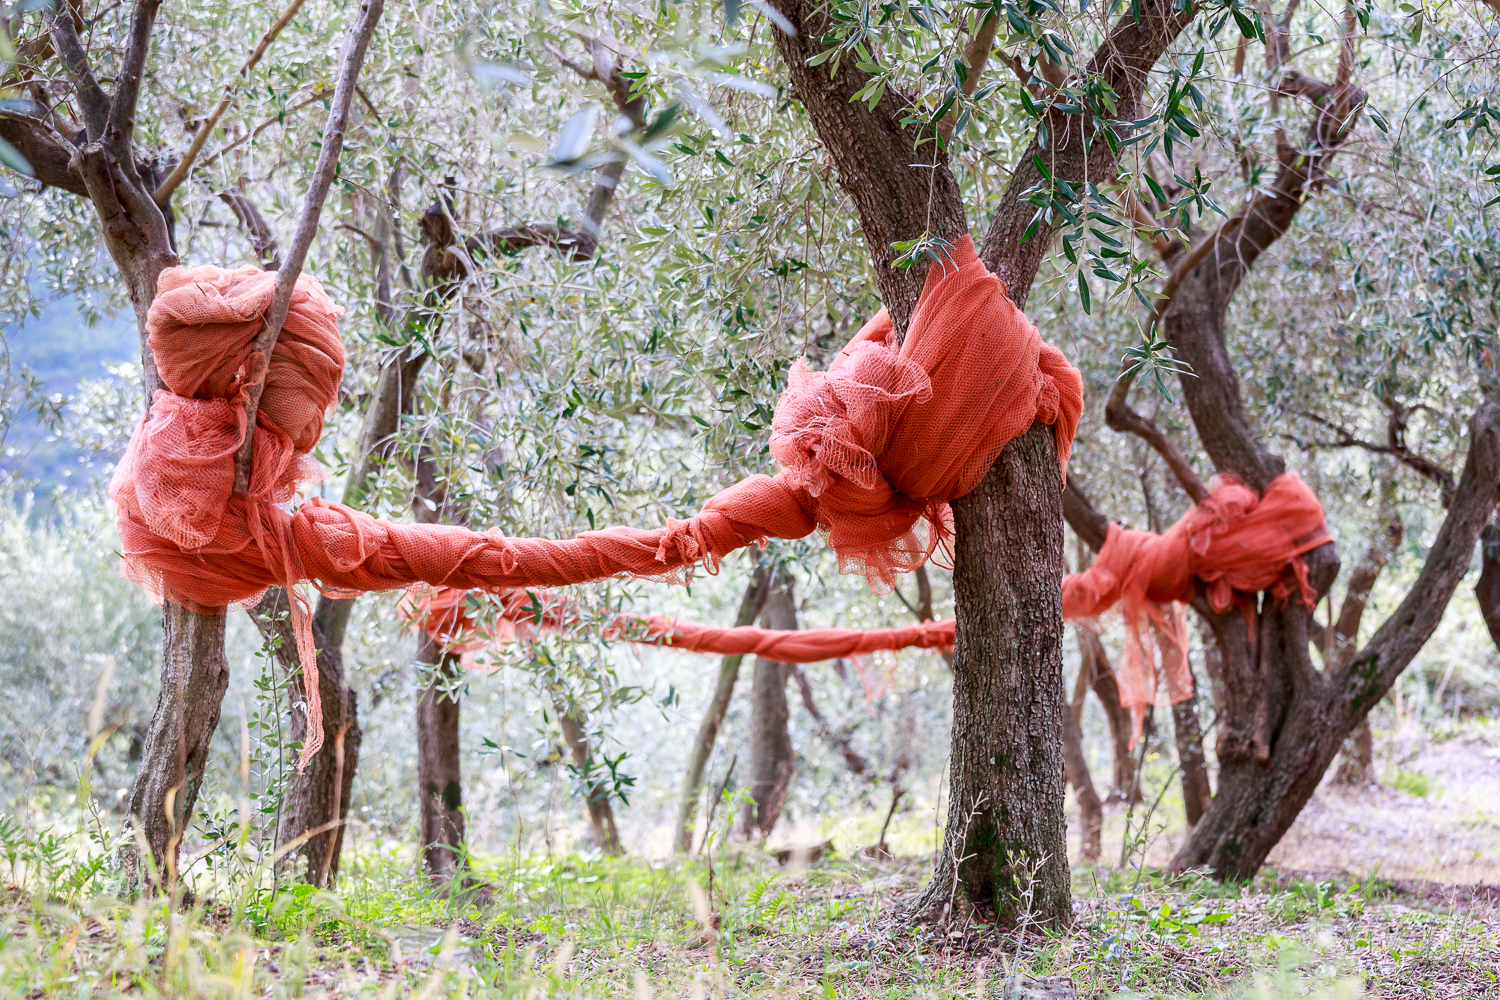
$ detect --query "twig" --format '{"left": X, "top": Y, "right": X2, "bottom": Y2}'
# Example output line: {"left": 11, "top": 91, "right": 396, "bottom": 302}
{"left": 698, "top": 753, "right": 737, "bottom": 857}
{"left": 154, "top": 0, "right": 310, "bottom": 204}
{"left": 1105, "top": 370, "right": 1208, "bottom": 503}
{"left": 194, "top": 92, "right": 325, "bottom": 171}
{"left": 231, "top": 0, "right": 385, "bottom": 494}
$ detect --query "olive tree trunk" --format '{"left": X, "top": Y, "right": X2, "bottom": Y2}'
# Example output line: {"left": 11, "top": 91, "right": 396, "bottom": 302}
{"left": 248, "top": 589, "right": 362, "bottom": 886}
{"left": 762, "top": 0, "right": 1191, "bottom": 926}
{"left": 416, "top": 637, "right": 466, "bottom": 880}
{"left": 918, "top": 424, "right": 1071, "bottom": 922}
{"left": 741, "top": 577, "right": 799, "bottom": 838}
{"left": 674, "top": 564, "right": 772, "bottom": 851}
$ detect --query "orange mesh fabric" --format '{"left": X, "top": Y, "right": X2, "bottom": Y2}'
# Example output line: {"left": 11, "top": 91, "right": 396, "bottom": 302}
{"left": 771, "top": 236, "right": 1081, "bottom": 582}
{"left": 399, "top": 585, "right": 955, "bottom": 669}
{"left": 112, "top": 237, "right": 1081, "bottom": 765}
{"left": 1061, "top": 473, "right": 1331, "bottom": 743}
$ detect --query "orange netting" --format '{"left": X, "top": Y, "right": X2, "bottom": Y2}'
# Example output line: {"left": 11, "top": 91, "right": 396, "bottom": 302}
{"left": 1061, "top": 473, "right": 1331, "bottom": 744}
{"left": 397, "top": 586, "right": 955, "bottom": 670}
{"left": 404, "top": 475, "right": 1328, "bottom": 739}
{"left": 111, "top": 236, "right": 1081, "bottom": 765}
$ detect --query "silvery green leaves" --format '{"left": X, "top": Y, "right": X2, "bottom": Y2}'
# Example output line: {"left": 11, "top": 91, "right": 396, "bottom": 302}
{"left": 1120, "top": 333, "right": 1193, "bottom": 403}
{"left": 891, "top": 234, "right": 957, "bottom": 271}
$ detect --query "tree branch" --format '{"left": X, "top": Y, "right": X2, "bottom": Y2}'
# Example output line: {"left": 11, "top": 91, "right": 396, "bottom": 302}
{"left": 154, "top": 0, "right": 310, "bottom": 205}
{"left": 41, "top": 8, "right": 109, "bottom": 141}
{"left": 937, "top": 12, "right": 999, "bottom": 141}
{"left": 765, "top": 0, "right": 965, "bottom": 333}
{"left": 1293, "top": 408, "right": 1455, "bottom": 504}
{"left": 219, "top": 188, "right": 281, "bottom": 270}
{"left": 790, "top": 665, "right": 870, "bottom": 777}
{"left": 195, "top": 91, "right": 325, "bottom": 173}
{"left": 1062, "top": 477, "right": 1110, "bottom": 552}
{"left": 0, "top": 114, "right": 88, "bottom": 193}
{"left": 231, "top": 0, "right": 385, "bottom": 494}
{"left": 1161, "top": 60, "right": 1366, "bottom": 490}
{"left": 104, "top": 0, "right": 164, "bottom": 160}
{"left": 1104, "top": 372, "right": 1209, "bottom": 503}
{"left": 977, "top": 0, "right": 1195, "bottom": 306}
{"left": 1340, "top": 388, "right": 1500, "bottom": 710}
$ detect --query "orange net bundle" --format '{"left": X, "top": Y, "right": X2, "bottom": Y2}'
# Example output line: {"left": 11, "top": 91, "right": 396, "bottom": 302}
{"left": 1061, "top": 473, "right": 1331, "bottom": 743}
{"left": 111, "top": 236, "right": 1082, "bottom": 764}
{"left": 398, "top": 585, "right": 955, "bottom": 670}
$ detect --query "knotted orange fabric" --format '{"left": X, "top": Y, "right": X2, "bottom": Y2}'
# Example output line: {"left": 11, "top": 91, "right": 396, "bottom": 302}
{"left": 398, "top": 586, "right": 955, "bottom": 670}
{"left": 1062, "top": 473, "right": 1331, "bottom": 743}
{"left": 111, "top": 236, "right": 1081, "bottom": 764}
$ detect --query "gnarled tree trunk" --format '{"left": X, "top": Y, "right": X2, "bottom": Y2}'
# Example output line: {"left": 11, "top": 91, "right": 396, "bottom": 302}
{"left": 122, "top": 607, "right": 229, "bottom": 890}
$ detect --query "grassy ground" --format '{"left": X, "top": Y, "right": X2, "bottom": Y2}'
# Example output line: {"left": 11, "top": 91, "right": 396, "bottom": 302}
{"left": 1, "top": 842, "right": 1495, "bottom": 1000}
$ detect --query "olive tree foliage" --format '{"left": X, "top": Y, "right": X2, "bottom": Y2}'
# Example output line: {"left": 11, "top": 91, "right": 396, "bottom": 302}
{"left": 0, "top": 0, "right": 1497, "bottom": 877}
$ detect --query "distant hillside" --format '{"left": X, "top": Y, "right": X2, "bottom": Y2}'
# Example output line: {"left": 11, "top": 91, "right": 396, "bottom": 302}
{"left": 2, "top": 291, "right": 136, "bottom": 492}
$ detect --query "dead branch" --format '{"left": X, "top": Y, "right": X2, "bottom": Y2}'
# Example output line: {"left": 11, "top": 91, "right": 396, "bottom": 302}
{"left": 1294, "top": 407, "right": 1455, "bottom": 505}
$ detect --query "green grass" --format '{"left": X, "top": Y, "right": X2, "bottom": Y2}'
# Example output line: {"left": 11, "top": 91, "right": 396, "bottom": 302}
{"left": 1388, "top": 768, "right": 1432, "bottom": 798}
{"left": 0, "top": 833, "right": 1496, "bottom": 1000}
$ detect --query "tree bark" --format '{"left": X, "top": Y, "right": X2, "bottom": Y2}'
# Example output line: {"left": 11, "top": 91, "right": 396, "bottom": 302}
{"left": 247, "top": 589, "right": 361, "bottom": 886}
{"left": 1078, "top": 628, "right": 1138, "bottom": 804}
{"left": 741, "top": 576, "right": 798, "bottom": 839}
{"left": 416, "top": 636, "right": 465, "bottom": 881}
{"left": 917, "top": 423, "right": 1071, "bottom": 925}
{"left": 120, "top": 607, "right": 229, "bottom": 891}
{"left": 674, "top": 564, "right": 772, "bottom": 852}
{"left": 1171, "top": 692, "right": 1212, "bottom": 827}
{"left": 1060, "top": 706, "right": 1103, "bottom": 862}
{"left": 1476, "top": 521, "right": 1500, "bottom": 648}
{"left": 555, "top": 703, "right": 623, "bottom": 854}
